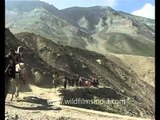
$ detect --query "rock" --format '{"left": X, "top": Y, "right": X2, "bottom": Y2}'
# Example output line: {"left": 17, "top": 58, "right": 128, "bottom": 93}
{"left": 96, "top": 59, "right": 102, "bottom": 64}
{"left": 5, "top": 117, "right": 9, "bottom": 120}
{"left": 15, "top": 114, "right": 18, "bottom": 119}
{"left": 120, "top": 89, "right": 124, "bottom": 93}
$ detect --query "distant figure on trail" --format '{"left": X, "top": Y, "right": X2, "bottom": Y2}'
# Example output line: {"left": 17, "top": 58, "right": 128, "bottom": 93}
{"left": 92, "top": 77, "right": 96, "bottom": 86}
{"left": 75, "top": 75, "right": 79, "bottom": 87}
{"left": 71, "top": 77, "right": 74, "bottom": 87}
{"left": 84, "top": 78, "right": 92, "bottom": 87}
{"left": 95, "top": 77, "right": 99, "bottom": 88}
{"left": 5, "top": 50, "right": 17, "bottom": 99}
{"left": 78, "top": 76, "right": 83, "bottom": 86}
{"left": 52, "top": 74, "right": 55, "bottom": 88}
{"left": 92, "top": 76, "right": 99, "bottom": 88}
{"left": 63, "top": 76, "right": 67, "bottom": 89}
{"left": 68, "top": 77, "right": 72, "bottom": 87}
{"left": 53, "top": 72, "right": 59, "bottom": 88}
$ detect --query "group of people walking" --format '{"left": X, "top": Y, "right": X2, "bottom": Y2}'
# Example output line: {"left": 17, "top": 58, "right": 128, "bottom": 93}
{"left": 52, "top": 73, "right": 99, "bottom": 89}
{"left": 5, "top": 45, "right": 99, "bottom": 101}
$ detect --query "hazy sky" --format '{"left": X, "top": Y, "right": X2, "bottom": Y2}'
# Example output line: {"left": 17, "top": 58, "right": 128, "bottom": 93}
{"left": 39, "top": 0, "right": 155, "bottom": 19}
{"left": 6, "top": 0, "right": 155, "bottom": 19}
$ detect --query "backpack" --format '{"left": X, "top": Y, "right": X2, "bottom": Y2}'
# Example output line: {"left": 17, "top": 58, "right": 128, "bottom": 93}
{"left": 15, "top": 53, "right": 24, "bottom": 63}
{"left": 5, "top": 55, "right": 16, "bottom": 78}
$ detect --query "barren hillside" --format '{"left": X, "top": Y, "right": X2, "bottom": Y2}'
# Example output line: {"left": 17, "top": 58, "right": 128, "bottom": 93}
{"left": 110, "top": 54, "right": 155, "bottom": 86}
{"left": 5, "top": 28, "right": 155, "bottom": 119}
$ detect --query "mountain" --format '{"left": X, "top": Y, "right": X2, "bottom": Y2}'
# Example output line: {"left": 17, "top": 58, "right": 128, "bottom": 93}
{"left": 60, "top": 6, "right": 107, "bottom": 31}
{"left": 6, "top": 6, "right": 95, "bottom": 50}
{"left": 5, "top": 28, "right": 154, "bottom": 118}
{"left": 5, "top": 0, "right": 60, "bottom": 23}
{"left": 62, "top": 6, "right": 155, "bottom": 35}
{"left": 5, "top": 1, "right": 155, "bottom": 119}
{"left": 5, "top": 1, "right": 155, "bottom": 57}
{"left": 61, "top": 6, "right": 154, "bottom": 56}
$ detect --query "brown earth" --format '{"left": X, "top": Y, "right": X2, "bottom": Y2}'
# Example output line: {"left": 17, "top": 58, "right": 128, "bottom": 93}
{"left": 109, "top": 53, "right": 155, "bottom": 87}
{"left": 5, "top": 85, "right": 154, "bottom": 120}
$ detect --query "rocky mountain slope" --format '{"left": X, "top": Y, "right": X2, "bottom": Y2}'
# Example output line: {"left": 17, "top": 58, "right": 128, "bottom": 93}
{"left": 5, "top": 28, "right": 54, "bottom": 86}
{"left": 5, "top": 28, "right": 155, "bottom": 118}
{"left": 6, "top": 7, "right": 94, "bottom": 49}
{"left": 61, "top": 6, "right": 154, "bottom": 37}
{"left": 5, "top": 1, "right": 155, "bottom": 56}
{"left": 5, "top": 0, "right": 60, "bottom": 23}
{"left": 110, "top": 54, "right": 155, "bottom": 86}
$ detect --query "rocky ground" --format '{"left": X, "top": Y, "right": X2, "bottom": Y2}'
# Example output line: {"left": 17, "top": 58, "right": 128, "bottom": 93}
{"left": 110, "top": 53, "right": 155, "bottom": 86}
{"left": 5, "top": 85, "right": 154, "bottom": 120}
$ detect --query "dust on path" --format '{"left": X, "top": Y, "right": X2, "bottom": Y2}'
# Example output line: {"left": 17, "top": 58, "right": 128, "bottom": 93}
{"left": 5, "top": 85, "right": 155, "bottom": 120}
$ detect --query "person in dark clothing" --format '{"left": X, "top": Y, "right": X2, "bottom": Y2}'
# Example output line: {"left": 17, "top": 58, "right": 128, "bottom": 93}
{"left": 91, "top": 77, "right": 94, "bottom": 86}
{"left": 78, "top": 76, "right": 83, "bottom": 87}
{"left": 63, "top": 76, "right": 67, "bottom": 89}
{"left": 95, "top": 77, "right": 99, "bottom": 88}
{"left": 5, "top": 50, "right": 17, "bottom": 78}
{"left": 53, "top": 72, "right": 59, "bottom": 88}
{"left": 71, "top": 78, "right": 74, "bottom": 87}
{"left": 91, "top": 76, "right": 99, "bottom": 88}
{"left": 5, "top": 50, "right": 17, "bottom": 100}
{"left": 68, "top": 77, "right": 72, "bottom": 86}
{"left": 75, "top": 75, "right": 79, "bottom": 87}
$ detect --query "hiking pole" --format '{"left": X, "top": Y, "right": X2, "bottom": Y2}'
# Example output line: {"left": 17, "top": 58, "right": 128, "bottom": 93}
{"left": 5, "top": 64, "right": 10, "bottom": 74}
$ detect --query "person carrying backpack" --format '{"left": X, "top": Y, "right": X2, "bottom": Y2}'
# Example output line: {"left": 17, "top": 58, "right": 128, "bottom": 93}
{"left": 16, "top": 46, "right": 24, "bottom": 63}
{"left": 15, "top": 46, "right": 27, "bottom": 84}
{"left": 5, "top": 49, "right": 17, "bottom": 99}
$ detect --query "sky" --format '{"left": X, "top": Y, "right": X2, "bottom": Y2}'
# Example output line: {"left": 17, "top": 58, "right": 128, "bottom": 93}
{"left": 39, "top": 0, "right": 155, "bottom": 19}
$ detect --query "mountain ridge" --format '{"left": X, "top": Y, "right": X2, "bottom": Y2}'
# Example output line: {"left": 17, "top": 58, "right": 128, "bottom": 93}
{"left": 5, "top": 1, "right": 155, "bottom": 119}
{"left": 5, "top": 1, "right": 155, "bottom": 57}
{"left": 6, "top": 2, "right": 155, "bottom": 56}
{"left": 5, "top": 28, "right": 155, "bottom": 118}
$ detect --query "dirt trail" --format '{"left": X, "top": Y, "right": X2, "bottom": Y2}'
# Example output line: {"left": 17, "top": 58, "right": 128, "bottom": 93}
{"left": 5, "top": 85, "right": 154, "bottom": 120}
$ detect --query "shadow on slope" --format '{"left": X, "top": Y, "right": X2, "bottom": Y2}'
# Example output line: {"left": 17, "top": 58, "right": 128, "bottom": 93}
{"left": 59, "top": 87, "right": 127, "bottom": 115}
